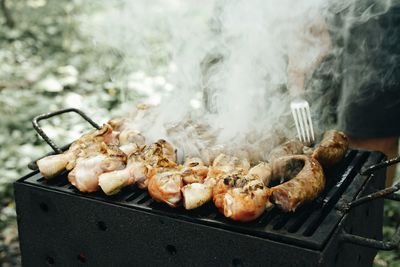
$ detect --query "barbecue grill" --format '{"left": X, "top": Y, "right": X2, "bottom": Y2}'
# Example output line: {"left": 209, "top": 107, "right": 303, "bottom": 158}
{"left": 14, "top": 108, "right": 400, "bottom": 267}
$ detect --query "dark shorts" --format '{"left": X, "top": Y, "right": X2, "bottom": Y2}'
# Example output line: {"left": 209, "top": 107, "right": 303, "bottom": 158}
{"left": 337, "top": 4, "right": 400, "bottom": 138}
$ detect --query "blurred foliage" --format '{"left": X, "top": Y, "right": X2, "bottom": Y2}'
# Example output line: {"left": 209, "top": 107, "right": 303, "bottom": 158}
{"left": 0, "top": 0, "right": 398, "bottom": 266}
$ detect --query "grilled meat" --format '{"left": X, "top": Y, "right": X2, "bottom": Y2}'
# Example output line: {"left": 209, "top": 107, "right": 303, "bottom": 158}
{"left": 99, "top": 139, "right": 177, "bottom": 195}
{"left": 37, "top": 124, "right": 118, "bottom": 178}
{"left": 312, "top": 130, "right": 349, "bottom": 168}
{"left": 268, "top": 140, "right": 304, "bottom": 162}
{"left": 213, "top": 171, "right": 271, "bottom": 222}
{"left": 270, "top": 155, "right": 325, "bottom": 212}
{"left": 68, "top": 143, "right": 127, "bottom": 193}
{"left": 181, "top": 154, "right": 250, "bottom": 210}
{"left": 148, "top": 170, "right": 183, "bottom": 207}
{"left": 181, "top": 157, "right": 209, "bottom": 184}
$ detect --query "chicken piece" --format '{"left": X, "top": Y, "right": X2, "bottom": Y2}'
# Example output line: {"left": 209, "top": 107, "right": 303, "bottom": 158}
{"left": 268, "top": 140, "right": 304, "bottom": 162}
{"left": 37, "top": 124, "right": 119, "bottom": 179}
{"left": 98, "top": 153, "right": 148, "bottom": 195}
{"left": 68, "top": 143, "right": 126, "bottom": 193}
{"left": 100, "top": 140, "right": 178, "bottom": 194}
{"left": 36, "top": 154, "right": 70, "bottom": 178}
{"left": 107, "top": 117, "right": 128, "bottom": 132}
{"left": 312, "top": 130, "right": 349, "bottom": 168}
{"left": 223, "top": 180, "right": 270, "bottom": 222}
{"left": 270, "top": 155, "right": 325, "bottom": 212}
{"left": 181, "top": 157, "right": 209, "bottom": 184}
{"left": 119, "top": 128, "right": 145, "bottom": 146}
{"left": 213, "top": 172, "right": 270, "bottom": 222}
{"left": 148, "top": 170, "right": 183, "bottom": 207}
{"left": 248, "top": 162, "right": 273, "bottom": 185}
{"left": 180, "top": 154, "right": 250, "bottom": 211}
{"left": 207, "top": 153, "right": 250, "bottom": 179}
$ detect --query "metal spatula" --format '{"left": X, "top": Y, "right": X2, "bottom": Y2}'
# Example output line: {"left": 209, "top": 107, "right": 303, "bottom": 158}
{"left": 290, "top": 98, "right": 315, "bottom": 143}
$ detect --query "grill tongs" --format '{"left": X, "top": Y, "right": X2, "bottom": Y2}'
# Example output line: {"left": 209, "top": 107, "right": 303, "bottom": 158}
{"left": 338, "top": 157, "right": 400, "bottom": 251}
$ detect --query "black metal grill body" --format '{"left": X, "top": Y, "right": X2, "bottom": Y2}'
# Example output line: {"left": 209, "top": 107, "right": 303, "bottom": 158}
{"left": 14, "top": 150, "right": 386, "bottom": 267}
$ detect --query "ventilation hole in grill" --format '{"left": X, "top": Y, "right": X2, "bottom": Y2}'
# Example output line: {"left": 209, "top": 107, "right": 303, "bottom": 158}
{"left": 39, "top": 202, "right": 49, "bottom": 213}
{"left": 232, "top": 258, "right": 243, "bottom": 267}
{"left": 77, "top": 252, "right": 87, "bottom": 263}
{"left": 46, "top": 256, "right": 55, "bottom": 265}
{"left": 357, "top": 254, "right": 361, "bottom": 263}
{"left": 165, "top": 245, "right": 177, "bottom": 255}
{"left": 97, "top": 221, "right": 107, "bottom": 231}
{"left": 159, "top": 218, "right": 165, "bottom": 225}
{"left": 125, "top": 190, "right": 145, "bottom": 202}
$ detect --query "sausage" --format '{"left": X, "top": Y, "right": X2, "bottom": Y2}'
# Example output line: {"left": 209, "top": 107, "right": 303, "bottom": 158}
{"left": 268, "top": 140, "right": 304, "bottom": 162}
{"left": 312, "top": 130, "right": 349, "bottom": 168}
{"left": 270, "top": 155, "right": 325, "bottom": 212}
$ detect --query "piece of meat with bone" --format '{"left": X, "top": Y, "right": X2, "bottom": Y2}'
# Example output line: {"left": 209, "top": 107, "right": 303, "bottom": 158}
{"left": 148, "top": 170, "right": 183, "bottom": 207}
{"left": 270, "top": 155, "right": 325, "bottom": 212}
{"left": 37, "top": 124, "right": 119, "bottom": 178}
{"left": 99, "top": 139, "right": 177, "bottom": 194}
{"left": 98, "top": 153, "right": 147, "bottom": 195}
{"left": 181, "top": 154, "right": 250, "bottom": 210}
{"left": 68, "top": 143, "right": 127, "bottom": 193}
{"left": 181, "top": 157, "right": 209, "bottom": 184}
{"left": 312, "top": 130, "right": 349, "bottom": 168}
{"left": 213, "top": 171, "right": 271, "bottom": 222}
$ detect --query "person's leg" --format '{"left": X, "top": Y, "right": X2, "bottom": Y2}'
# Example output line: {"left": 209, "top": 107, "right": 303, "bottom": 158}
{"left": 348, "top": 136, "right": 399, "bottom": 187}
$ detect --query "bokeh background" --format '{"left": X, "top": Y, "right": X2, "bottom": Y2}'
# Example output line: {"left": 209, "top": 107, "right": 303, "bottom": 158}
{"left": 0, "top": 1, "right": 399, "bottom": 266}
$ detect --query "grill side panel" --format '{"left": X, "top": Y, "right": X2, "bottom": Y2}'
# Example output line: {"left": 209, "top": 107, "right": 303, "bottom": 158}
{"left": 14, "top": 182, "right": 322, "bottom": 267}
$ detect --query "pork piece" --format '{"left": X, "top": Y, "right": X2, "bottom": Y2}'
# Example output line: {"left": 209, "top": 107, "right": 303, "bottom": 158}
{"left": 99, "top": 140, "right": 177, "bottom": 194}
{"left": 148, "top": 170, "right": 183, "bottom": 207}
{"left": 312, "top": 130, "right": 349, "bottom": 168}
{"left": 213, "top": 172, "right": 271, "bottom": 222}
{"left": 181, "top": 154, "right": 250, "bottom": 210}
{"left": 37, "top": 124, "right": 118, "bottom": 178}
{"left": 181, "top": 157, "right": 209, "bottom": 184}
{"left": 268, "top": 140, "right": 304, "bottom": 162}
{"left": 270, "top": 155, "right": 325, "bottom": 212}
{"left": 68, "top": 144, "right": 127, "bottom": 193}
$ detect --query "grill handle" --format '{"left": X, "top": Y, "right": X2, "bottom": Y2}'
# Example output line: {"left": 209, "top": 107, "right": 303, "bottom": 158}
{"left": 339, "top": 180, "right": 400, "bottom": 251}
{"left": 32, "top": 108, "right": 100, "bottom": 154}
{"left": 360, "top": 156, "right": 400, "bottom": 176}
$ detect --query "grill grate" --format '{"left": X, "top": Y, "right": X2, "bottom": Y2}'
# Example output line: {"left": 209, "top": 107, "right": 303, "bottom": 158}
{"left": 21, "top": 149, "right": 383, "bottom": 250}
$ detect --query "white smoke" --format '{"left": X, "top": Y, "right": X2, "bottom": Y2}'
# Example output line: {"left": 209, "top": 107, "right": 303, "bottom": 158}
{"left": 79, "top": 0, "right": 397, "bottom": 162}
